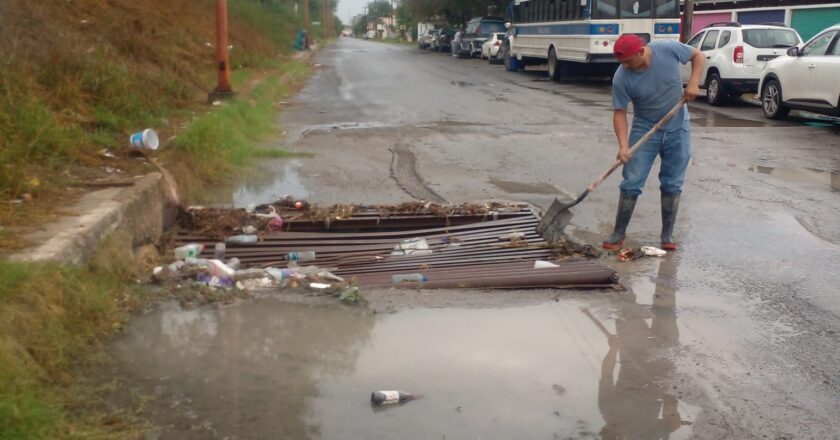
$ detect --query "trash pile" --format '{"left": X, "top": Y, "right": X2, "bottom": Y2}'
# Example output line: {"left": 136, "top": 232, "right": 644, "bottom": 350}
{"left": 152, "top": 241, "right": 361, "bottom": 302}
{"left": 165, "top": 199, "right": 619, "bottom": 291}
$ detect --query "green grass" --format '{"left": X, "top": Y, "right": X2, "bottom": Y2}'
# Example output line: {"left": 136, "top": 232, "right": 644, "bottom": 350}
{"left": 173, "top": 60, "right": 312, "bottom": 181}
{"left": 0, "top": 233, "right": 138, "bottom": 439}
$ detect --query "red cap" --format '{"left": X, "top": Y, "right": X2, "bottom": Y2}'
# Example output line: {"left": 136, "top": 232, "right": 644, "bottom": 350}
{"left": 613, "top": 34, "right": 645, "bottom": 60}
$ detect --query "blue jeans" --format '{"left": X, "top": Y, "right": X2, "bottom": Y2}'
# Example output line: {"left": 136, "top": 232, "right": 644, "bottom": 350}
{"left": 619, "top": 127, "right": 691, "bottom": 196}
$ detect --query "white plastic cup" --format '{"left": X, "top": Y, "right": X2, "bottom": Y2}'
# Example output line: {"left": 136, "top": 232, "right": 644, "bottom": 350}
{"left": 129, "top": 129, "right": 160, "bottom": 151}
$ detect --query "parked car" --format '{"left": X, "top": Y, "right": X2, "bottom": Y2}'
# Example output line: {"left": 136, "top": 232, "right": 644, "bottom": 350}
{"left": 758, "top": 23, "right": 840, "bottom": 120}
{"left": 481, "top": 32, "right": 506, "bottom": 63}
{"left": 454, "top": 16, "right": 506, "bottom": 59}
{"left": 432, "top": 28, "right": 454, "bottom": 52}
{"left": 681, "top": 22, "right": 802, "bottom": 106}
{"left": 418, "top": 29, "right": 436, "bottom": 50}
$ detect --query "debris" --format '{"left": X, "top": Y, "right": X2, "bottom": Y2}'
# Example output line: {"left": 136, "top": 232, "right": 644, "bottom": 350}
{"left": 128, "top": 128, "right": 160, "bottom": 151}
{"left": 392, "top": 237, "right": 432, "bottom": 256}
{"left": 534, "top": 260, "right": 559, "bottom": 269}
{"left": 371, "top": 390, "right": 418, "bottom": 406}
{"left": 174, "top": 243, "right": 204, "bottom": 259}
{"left": 242, "top": 225, "right": 258, "bottom": 235}
{"left": 214, "top": 242, "right": 226, "bottom": 260}
{"left": 287, "top": 251, "right": 316, "bottom": 262}
{"left": 99, "top": 148, "right": 116, "bottom": 158}
{"left": 391, "top": 273, "right": 428, "bottom": 284}
{"left": 617, "top": 247, "right": 642, "bottom": 262}
{"left": 309, "top": 282, "right": 331, "bottom": 290}
{"left": 226, "top": 235, "right": 258, "bottom": 244}
{"left": 499, "top": 232, "right": 525, "bottom": 241}
{"left": 640, "top": 246, "right": 667, "bottom": 257}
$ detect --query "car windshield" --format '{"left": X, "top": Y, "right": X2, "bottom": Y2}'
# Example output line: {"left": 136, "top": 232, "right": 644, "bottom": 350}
{"left": 478, "top": 22, "right": 506, "bottom": 35}
{"left": 742, "top": 29, "right": 799, "bottom": 48}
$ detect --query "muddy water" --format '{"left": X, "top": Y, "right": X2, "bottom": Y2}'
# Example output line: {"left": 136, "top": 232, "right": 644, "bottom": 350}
{"left": 110, "top": 282, "right": 701, "bottom": 439}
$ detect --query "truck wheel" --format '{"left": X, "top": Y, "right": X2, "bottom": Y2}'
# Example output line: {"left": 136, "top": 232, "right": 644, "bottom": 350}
{"left": 503, "top": 44, "right": 520, "bottom": 71}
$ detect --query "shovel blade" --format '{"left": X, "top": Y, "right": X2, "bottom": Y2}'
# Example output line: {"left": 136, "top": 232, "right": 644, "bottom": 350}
{"left": 536, "top": 197, "right": 575, "bottom": 243}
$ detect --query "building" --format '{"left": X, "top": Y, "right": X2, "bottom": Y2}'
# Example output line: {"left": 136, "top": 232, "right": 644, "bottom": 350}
{"left": 689, "top": 0, "right": 840, "bottom": 40}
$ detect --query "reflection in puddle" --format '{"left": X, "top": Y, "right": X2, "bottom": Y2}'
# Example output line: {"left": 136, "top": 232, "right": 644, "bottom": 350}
{"left": 231, "top": 160, "right": 310, "bottom": 207}
{"left": 750, "top": 165, "right": 840, "bottom": 191}
{"left": 108, "top": 267, "right": 701, "bottom": 439}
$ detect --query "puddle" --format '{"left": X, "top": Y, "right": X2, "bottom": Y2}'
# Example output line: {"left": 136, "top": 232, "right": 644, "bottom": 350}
{"left": 489, "top": 177, "right": 559, "bottom": 194}
{"left": 750, "top": 165, "right": 840, "bottom": 191}
{"left": 200, "top": 160, "right": 310, "bottom": 208}
{"left": 107, "top": 296, "right": 700, "bottom": 440}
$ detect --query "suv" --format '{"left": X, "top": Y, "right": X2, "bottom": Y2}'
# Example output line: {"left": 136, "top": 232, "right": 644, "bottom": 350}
{"left": 759, "top": 23, "right": 840, "bottom": 120}
{"left": 433, "top": 28, "right": 455, "bottom": 52}
{"left": 454, "top": 16, "right": 506, "bottom": 58}
{"left": 681, "top": 23, "right": 802, "bottom": 106}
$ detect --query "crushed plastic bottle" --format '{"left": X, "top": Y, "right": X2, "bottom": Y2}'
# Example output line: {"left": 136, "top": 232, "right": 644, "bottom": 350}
{"left": 225, "top": 257, "right": 241, "bottom": 270}
{"left": 214, "top": 243, "right": 226, "bottom": 260}
{"left": 391, "top": 273, "right": 428, "bottom": 284}
{"left": 174, "top": 243, "right": 204, "bottom": 260}
{"left": 265, "top": 268, "right": 296, "bottom": 281}
{"left": 226, "top": 235, "right": 258, "bottom": 244}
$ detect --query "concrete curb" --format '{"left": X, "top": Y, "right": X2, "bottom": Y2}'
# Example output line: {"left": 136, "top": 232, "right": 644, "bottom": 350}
{"left": 8, "top": 173, "right": 167, "bottom": 265}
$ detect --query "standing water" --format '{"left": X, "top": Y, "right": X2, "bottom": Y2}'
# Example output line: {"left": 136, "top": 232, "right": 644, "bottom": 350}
{"left": 107, "top": 295, "right": 699, "bottom": 439}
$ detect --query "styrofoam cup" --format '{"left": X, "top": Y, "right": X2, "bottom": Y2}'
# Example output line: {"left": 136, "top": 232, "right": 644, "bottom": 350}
{"left": 129, "top": 129, "right": 160, "bottom": 151}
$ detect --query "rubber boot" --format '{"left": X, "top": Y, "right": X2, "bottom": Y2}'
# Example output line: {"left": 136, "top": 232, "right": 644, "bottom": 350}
{"left": 660, "top": 191, "right": 681, "bottom": 251}
{"left": 602, "top": 193, "right": 638, "bottom": 250}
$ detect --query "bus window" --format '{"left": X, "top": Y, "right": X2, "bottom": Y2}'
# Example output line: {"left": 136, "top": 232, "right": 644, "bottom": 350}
{"left": 620, "top": 0, "right": 652, "bottom": 18}
{"left": 654, "top": 0, "right": 678, "bottom": 19}
{"left": 594, "top": 0, "right": 619, "bottom": 19}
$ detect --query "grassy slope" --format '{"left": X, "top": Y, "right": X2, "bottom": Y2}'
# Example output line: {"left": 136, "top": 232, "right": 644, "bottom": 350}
{"left": 0, "top": 0, "right": 328, "bottom": 437}
{"left": 0, "top": 0, "right": 322, "bottom": 238}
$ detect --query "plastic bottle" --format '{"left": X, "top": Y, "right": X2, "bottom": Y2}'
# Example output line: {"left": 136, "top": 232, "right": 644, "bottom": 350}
{"left": 226, "top": 235, "right": 258, "bottom": 244}
{"left": 370, "top": 390, "right": 418, "bottom": 405}
{"left": 265, "top": 268, "right": 296, "bottom": 281}
{"left": 214, "top": 243, "right": 226, "bottom": 260}
{"left": 242, "top": 225, "right": 258, "bottom": 235}
{"left": 391, "top": 273, "right": 428, "bottom": 284}
{"left": 174, "top": 243, "right": 204, "bottom": 260}
{"left": 287, "top": 251, "right": 316, "bottom": 262}
{"left": 225, "top": 257, "right": 241, "bottom": 270}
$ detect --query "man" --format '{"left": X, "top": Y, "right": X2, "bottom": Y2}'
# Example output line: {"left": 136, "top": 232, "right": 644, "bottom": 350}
{"left": 452, "top": 28, "right": 463, "bottom": 57}
{"left": 603, "top": 34, "right": 704, "bottom": 251}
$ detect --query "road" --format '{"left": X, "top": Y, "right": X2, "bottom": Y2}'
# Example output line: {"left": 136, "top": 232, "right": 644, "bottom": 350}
{"left": 113, "top": 39, "right": 840, "bottom": 439}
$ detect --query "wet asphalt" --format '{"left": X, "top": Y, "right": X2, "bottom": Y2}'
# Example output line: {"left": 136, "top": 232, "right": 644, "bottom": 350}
{"left": 117, "top": 39, "right": 840, "bottom": 439}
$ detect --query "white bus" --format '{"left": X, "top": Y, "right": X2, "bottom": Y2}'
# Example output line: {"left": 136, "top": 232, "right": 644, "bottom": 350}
{"left": 502, "top": 0, "right": 682, "bottom": 80}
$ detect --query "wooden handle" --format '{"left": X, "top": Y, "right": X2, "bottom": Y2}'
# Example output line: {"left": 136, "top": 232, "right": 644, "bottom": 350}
{"left": 587, "top": 98, "right": 687, "bottom": 192}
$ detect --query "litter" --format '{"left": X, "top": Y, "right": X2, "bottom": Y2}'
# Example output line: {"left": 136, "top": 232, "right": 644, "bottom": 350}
{"left": 533, "top": 260, "right": 560, "bottom": 269}
{"left": 640, "top": 246, "right": 667, "bottom": 257}
{"left": 391, "top": 237, "right": 432, "bottom": 256}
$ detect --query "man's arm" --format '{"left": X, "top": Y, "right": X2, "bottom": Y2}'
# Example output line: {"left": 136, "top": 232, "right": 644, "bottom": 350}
{"left": 685, "top": 47, "right": 704, "bottom": 101}
{"left": 613, "top": 109, "right": 631, "bottom": 164}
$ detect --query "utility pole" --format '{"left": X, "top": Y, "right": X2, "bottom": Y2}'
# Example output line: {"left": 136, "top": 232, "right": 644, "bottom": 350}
{"left": 303, "top": 0, "right": 311, "bottom": 46}
{"left": 682, "top": 0, "right": 694, "bottom": 43}
{"left": 324, "top": 0, "right": 331, "bottom": 37}
{"left": 208, "top": 0, "right": 235, "bottom": 103}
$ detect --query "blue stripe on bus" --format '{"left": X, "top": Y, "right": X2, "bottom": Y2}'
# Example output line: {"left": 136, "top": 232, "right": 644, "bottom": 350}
{"left": 515, "top": 23, "right": 620, "bottom": 36}
{"left": 654, "top": 22, "right": 681, "bottom": 34}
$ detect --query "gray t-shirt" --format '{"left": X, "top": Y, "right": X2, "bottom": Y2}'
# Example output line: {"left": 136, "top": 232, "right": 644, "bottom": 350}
{"left": 612, "top": 40, "right": 694, "bottom": 133}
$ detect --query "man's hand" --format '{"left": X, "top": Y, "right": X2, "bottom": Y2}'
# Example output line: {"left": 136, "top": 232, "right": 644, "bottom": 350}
{"left": 684, "top": 81, "right": 700, "bottom": 102}
{"left": 616, "top": 147, "right": 632, "bottom": 164}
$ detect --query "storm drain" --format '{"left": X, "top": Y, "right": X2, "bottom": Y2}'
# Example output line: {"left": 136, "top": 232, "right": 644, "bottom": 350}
{"left": 176, "top": 201, "right": 617, "bottom": 289}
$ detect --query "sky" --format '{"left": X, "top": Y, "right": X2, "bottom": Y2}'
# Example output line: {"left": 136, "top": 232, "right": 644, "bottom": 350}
{"left": 338, "top": 0, "right": 370, "bottom": 26}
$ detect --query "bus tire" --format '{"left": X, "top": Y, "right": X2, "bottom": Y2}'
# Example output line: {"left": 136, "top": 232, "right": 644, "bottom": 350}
{"left": 503, "top": 45, "right": 521, "bottom": 71}
{"left": 548, "top": 47, "right": 563, "bottom": 82}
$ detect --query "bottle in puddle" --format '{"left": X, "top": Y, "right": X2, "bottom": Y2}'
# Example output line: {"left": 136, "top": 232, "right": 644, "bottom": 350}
{"left": 370, "top": 390, "right": 418, "bottom": 405}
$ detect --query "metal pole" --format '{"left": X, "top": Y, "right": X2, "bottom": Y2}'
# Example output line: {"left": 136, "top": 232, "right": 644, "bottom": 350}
{"left": 208, "top": 0, "right": 235, "bottom": 103}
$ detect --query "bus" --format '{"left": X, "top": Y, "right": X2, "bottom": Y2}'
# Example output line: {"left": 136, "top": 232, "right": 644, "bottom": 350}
{"left": 501, "top": 0, "right": 682, "bottom": 80}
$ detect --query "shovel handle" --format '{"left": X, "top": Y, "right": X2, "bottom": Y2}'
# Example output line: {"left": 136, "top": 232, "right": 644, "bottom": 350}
{"left": 586, "top": 97, "right": 687, "bottom": 192}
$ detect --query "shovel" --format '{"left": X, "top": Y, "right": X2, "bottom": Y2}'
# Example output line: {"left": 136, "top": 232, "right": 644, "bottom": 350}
{"left": 537, "top": 97, "right": 687, "bottom": 242}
